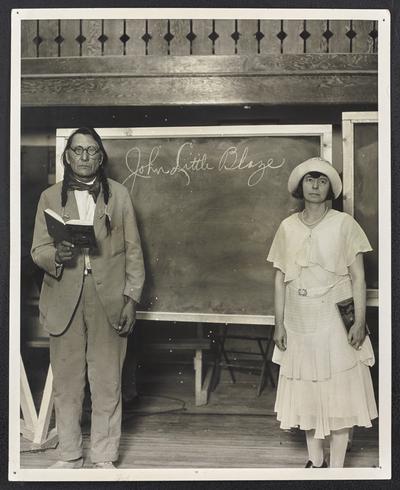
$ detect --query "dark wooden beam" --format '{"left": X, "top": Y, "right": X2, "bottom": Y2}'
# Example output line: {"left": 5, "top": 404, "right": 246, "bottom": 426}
{"left": 21, "top": 54, "right": 377, "bottom": 107}
{"left": 22, "top": 53, "right": 377, "bottom": 77}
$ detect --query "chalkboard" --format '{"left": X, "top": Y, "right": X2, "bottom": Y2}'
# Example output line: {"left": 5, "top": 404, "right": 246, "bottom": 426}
{"left": 342, "top": 113, "right": 378, "bottom": 297}
{"left": 57, "top": 126, "right": 332, "bottom": 323}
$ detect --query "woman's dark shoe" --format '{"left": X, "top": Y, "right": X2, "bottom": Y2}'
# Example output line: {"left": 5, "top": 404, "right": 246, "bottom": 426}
{"left": 305, "top": 460, "right": 328, "bottom": 468}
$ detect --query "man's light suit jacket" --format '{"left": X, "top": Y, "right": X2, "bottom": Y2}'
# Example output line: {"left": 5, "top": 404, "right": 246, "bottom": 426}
{"left": 31, "top": 178, "right": 145, "bottom": 336}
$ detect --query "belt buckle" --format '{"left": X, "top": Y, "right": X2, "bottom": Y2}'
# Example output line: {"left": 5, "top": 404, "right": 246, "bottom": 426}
{"left": 298, "top": 288, "right": 307, "bottom": 296}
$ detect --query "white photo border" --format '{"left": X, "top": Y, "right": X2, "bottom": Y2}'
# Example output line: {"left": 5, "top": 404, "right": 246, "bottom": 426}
{"left": 9, "top": 7, "right": 391, "bottom": 482}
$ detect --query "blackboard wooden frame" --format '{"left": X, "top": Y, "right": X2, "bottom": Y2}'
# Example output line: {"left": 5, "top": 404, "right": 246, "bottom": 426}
{"left": 56, "top": 124, "right": 332, "bottom": 325}
{"left": 342, "top": 111, "right": 379, "bottom": 306}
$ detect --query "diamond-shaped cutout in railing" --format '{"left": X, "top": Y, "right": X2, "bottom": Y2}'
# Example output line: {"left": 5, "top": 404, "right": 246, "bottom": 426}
{"left": 276, "top": 30, "right": 287, "bottom": 42}
{"left": 120, "top": 33, "right": 130, "bottom": 44}
{"left": 186, "top": 31, "right": 196, "bottom": 43}
{"left": 33, "top": 35, "right": 43, "bottom": 46}
{"left": 346, "top": 28, "right": 357, "bottom": 40}
{"left": 255, "top": 30, "right": 265, "bottom": 42}
{"left": 208, "top": 30, "right": 219, "bottom": 42}
{"left": 164, "top": 32, "right": 174, "bottom": 43}
{"left": 54, "top": 35, "right": 64, "bottom": 45}
{"left": 142, "top": 32, "right": 152, "bottom": 44}
{"left": 231, "top": 30, "right": 240, "bottom": 42}
{"left": 323, "top": 29, "right": 334, "bottom": 41}
{"left": 75, "top": 34, "right": 86, "bottom": 45}
{"left": 98, "top": 34, "right": 108, "bottom": 44}
{"left": 300, "top": 30, "right": 310, "bottom": 41}
{"left": 369, "top": 28, "right": 378, "bottom": 40}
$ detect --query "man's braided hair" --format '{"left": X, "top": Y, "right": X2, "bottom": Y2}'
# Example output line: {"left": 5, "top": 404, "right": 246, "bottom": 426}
{"left": 61, "top": 127, "right": 110, "bottom": 208}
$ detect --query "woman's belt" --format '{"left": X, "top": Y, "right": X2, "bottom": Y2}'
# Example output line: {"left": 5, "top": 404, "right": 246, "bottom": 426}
{"left": 287, "top": 276, "right": 351, "bottom": 298}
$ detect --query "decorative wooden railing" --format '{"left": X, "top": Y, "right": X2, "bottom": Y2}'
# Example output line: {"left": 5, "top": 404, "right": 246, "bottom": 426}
{"left": 22, "top": 19, "right": 378, "bottom": 57}
{"left": 20, "top": 19, "right": 378, "bottom": 107}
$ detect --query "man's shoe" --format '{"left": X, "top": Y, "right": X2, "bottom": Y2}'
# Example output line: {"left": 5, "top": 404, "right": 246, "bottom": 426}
{"left": 94, "top": 461, "right": 116, "bottom": 469}
{"left": 49, "top": 457, "right": 83, "bottom": 469}
{"left": 305, "top": 460, "right": 328, "bottom": 468}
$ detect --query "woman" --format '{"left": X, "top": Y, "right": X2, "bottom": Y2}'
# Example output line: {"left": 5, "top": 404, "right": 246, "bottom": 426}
{"left": 267, "top": 157, "right": 377, "bottom": 468}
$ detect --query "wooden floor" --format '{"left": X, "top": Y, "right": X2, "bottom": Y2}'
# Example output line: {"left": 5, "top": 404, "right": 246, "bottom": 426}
{"left": 20, "top": 362, "right": 379, "bottom": 469}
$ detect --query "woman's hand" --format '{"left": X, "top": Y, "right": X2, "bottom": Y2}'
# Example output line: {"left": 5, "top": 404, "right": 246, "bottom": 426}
{"left": 274, "top": 324, "right": 287, "bottom": 351}
{"left": 348, "top": 254, "right": 367, "bottom": 351}
{"left": 348, "top": 323, "right": 366, "bottom": 350}
{"left": 273, "top": 270, "right": 287, "bottom": 351}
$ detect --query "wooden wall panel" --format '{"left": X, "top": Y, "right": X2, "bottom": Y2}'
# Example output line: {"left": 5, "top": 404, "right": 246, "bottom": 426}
{"left": 329, "top": 19, "right": 351, "bottom": 53}
{"left": 306, "top": 20, "right": 328, "bottom": 53}
{"left": 237, "top": 20, "right": 258, "bottom": 55}
{"left": 352, "top": 20, "right": 375, "bottom": 54}
{"left": 191, "top": 20, "right": 213, "bottom": 55}
{"left": 125, "top": 19, "right": 146, "bottom": 56}
{"left": 21, "top": 20, "right": 37, "bottom": 58}
{"left": 147, "top": 20, "right": 169, "bottom": 55}
{"left": 259, "top": 20, "right": 281, "bottom": 54}
{"left": 214, "top": 20, "right": 235, "bottom": 55}
{"left": 21, "top": 73, "right": 377, "bottom": 107}
{"left": 283, "top": 20, "right": 304, "bottom": 54}
{"left": 38, "top": 20, "right": 58, "bottom": 58}
{"left": 81, "top": 20, "right": 102, "bottom": 56}
{"left": 59, "top": 20, "right": 80, "bottom": 57}
{"left": 103, "top": 19, "right": 124, "bottom": 56}
{"left": 22, "top": 54, "right": 377, "bottom": 78}
{"left": 169, "top": 20, "right": 191, "bottom": 56}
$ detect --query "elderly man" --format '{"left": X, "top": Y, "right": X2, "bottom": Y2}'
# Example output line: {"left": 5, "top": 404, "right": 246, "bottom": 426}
{"left": 31, "top": 127, "right": 145, "bottom": 469}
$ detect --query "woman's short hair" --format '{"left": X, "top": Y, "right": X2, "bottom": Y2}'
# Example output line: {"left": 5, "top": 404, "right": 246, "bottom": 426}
{"left": 291, "top": 171, "right": 335, "bottom": 200}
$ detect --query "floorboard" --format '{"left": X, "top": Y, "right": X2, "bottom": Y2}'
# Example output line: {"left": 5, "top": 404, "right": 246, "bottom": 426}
{"left": 20, "top": 362, "right": 379, "bottom": 469}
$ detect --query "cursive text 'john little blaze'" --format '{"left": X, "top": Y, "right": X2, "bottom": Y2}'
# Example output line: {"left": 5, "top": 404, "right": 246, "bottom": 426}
{"left": 122, "top": 142, "right": 285, "bottom": 192}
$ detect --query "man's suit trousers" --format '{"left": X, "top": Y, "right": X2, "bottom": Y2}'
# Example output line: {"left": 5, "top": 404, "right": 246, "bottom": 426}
{"left": 49, "top": 273, "right": 127, "bottom": 463}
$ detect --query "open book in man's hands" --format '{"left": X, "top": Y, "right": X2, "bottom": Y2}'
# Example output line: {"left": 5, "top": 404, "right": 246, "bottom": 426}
{"left": 44, "top": 208, "right": 97, "bottom": 248}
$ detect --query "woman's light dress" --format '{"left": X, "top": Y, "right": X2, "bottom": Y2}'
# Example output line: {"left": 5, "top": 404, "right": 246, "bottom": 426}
{"left": 267, "top": 209, "right": 378, "bottom": 439}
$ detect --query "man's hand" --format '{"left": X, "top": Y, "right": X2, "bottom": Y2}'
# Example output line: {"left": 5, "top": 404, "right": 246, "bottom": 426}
{"left": 55, "top": 240, "right": 75, "bottom": 263}
{"left": 273, "top": 324, "right": 287, "bottom": 351}
{"left": 115, "top": 297, "right": 137, "bottom": 337}
{"left": 348, "top": 323, "right": 366, "bottom": 350}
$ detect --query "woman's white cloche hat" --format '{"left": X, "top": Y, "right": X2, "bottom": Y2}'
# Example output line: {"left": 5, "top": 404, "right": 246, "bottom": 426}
{"left": 288, "top": 157, "right": 342, "bottom": 199}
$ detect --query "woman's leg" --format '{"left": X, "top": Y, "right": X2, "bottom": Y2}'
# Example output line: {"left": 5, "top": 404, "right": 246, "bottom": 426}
{"left": 329, "top": 428, "right": 350, "bottom": 467}
{"left": 305, "top": 429, "right": 324, "bottom": 466}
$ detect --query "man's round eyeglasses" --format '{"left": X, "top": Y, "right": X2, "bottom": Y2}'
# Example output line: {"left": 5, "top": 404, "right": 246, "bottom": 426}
{"left": 70, "top": 146, "right": 100, "bottom": 157}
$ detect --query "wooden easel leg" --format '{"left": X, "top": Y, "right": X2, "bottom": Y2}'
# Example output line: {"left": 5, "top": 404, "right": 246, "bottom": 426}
{"left": 31, "top": 365, "right": 58, "bottom": 450}
{"left": 193, "top": 323, "right": 214, "bottom": 406}
{"left": 20, "top": 356, "right": 38, "bottom": 440}
{"left": 220, "top": 324, "right": 236, "bottom": 383}
{"left": 194, "top": 349, "right": 205, "bottom": 406}
{"left": 347, "top": 427, "right": 354, "bottom": 452}
{"left": 194, "top": 348, "right": 214, "bottom": 407}
{"left": 209, "top": 326, "right": 222, "bottom": 391}
{"left": 20, "top": 356, "right": 58, "bottom": 451}
{"left": 257, "top": 339, "right": 267, "bottom": 397}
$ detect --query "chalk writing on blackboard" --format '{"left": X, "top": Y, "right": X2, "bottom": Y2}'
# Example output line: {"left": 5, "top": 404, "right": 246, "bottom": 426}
{"left": 122, "top": 142, "right": 286, "bottom": 191}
